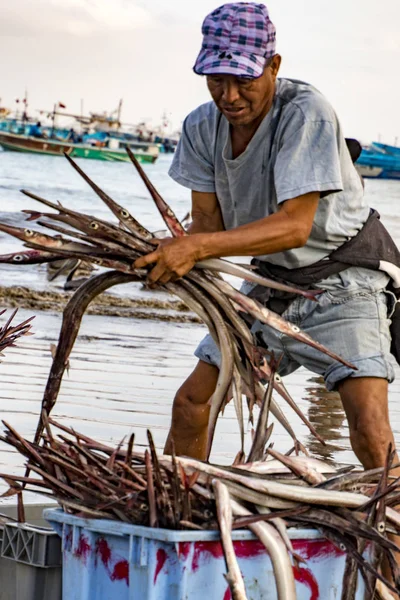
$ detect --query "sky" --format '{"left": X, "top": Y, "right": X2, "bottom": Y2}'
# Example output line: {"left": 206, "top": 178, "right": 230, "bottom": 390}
{"left": 0, "top": 0, "right": 399, "bottom": 142}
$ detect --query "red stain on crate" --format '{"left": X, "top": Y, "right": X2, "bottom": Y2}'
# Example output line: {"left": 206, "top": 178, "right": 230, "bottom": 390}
{"left": 93, "top": 538, "right": 129, "bottom": 585}
{"left": 75, "top": 535, "right": 91, "bottom": 562}
{"left": 233, "top": 540, "right": 266, "bottom": 559}
{"left": 223, "top": 586, "right": 232, "bottom": 600}
{"left": 154, "top": 548, "right": 168, "bottom": 584}
{"left": 97, "top": 538, "right": 111, "bottom": 567}
{"left": 177, "top": 542, "right": 191, "bottom": 560}
{"left": 192, "top": 541, "right": 224, "bottom": 571}
{"left": 111, "top": 560, "right": 129, "bottom": 584}
{"left": 294, "top": 566, "right": 320, "bottom": 600}
{"left": 293, "top": 540, "right": 344, "bottom": 561}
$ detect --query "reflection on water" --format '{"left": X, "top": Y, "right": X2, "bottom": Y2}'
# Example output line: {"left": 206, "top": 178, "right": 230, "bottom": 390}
{"left": 304, "top": 376, "right": 347, "bottom": 463}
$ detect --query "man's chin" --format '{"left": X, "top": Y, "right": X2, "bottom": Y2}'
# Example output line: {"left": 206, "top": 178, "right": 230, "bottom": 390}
{"left": 224, "top": 112, "right": 253, "bottom": 127}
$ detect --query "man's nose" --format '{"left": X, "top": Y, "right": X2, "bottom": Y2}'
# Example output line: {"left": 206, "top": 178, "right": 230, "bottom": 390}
{"left": 222, "top": 81, "right": 240, "bottom": 104}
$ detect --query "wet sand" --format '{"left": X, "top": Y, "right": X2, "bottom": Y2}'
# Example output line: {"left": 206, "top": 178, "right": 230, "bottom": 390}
{"left": 0, "top": 284, "right": 200, "bottom": 322}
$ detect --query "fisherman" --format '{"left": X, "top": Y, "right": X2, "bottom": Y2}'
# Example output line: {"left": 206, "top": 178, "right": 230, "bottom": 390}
{"left": 135, "top": 1, "right": 399, "bottom": 488}
{"left": 29, "top": 121, "right": 43, "bottom": 138}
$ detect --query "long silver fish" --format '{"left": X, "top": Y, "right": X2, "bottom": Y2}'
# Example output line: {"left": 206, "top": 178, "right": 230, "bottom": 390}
{"left": 63, "top": 153, "right": 154, "bottom": 242}
{"left": 126, "top": 146, "right": 186, "bottom": 238}
{"left": 196, "top": 258, "right": 322, "bottom": 302}
{"left": 178, "top": 278, "right": 234, "bottom": 459}
{"left": 0, "top": 249, "right": 62, "bottom": 264}
{"left": 0, "top": 223, "right": 95, "bottom": 254}
{"left": 216, "top": 278, "right": 358, "bottom": 370}
{"left": 173, "top": 457, "right": 371, "bottom": 508}
{"left": 213, "top": 481, "right": 248, "bottom": 600}
{"left": 22, "top": 194, "right": 155, "bottom": 254}
{"left": 267, "top": 448, "right": 326, "bottom": 485}
{"left": 230, "top": 498, "right": 297, "bottom": 600}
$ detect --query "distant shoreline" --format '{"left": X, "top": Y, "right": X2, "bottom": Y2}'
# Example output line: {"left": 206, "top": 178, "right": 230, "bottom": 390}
{"left": 0, "top": 284, "right": 201, "bottom": 323}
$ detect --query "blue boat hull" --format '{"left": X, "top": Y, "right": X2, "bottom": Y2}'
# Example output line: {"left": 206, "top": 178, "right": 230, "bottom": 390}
{"left": 356, "top": 142, "right": 400, "bottom": 180}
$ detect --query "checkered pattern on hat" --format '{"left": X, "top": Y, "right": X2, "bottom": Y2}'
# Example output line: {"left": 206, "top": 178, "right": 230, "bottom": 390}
{"left": 193, "top": 3, "right": 276, "bottom": 78}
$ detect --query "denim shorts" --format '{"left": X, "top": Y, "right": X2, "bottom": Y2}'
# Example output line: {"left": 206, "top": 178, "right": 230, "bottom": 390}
{"left": 194, "top": 267, "right": 396, "bottom": 391}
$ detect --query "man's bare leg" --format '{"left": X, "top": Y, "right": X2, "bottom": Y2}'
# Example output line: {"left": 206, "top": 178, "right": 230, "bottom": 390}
{"left": 338, "top": 377, "right": 397, "bottom": 470}
{"left": 164, "top": 360, "right": 219, "bottom": 459}
{"left": 338, "top": 376, "right": 400, "bottom": 597}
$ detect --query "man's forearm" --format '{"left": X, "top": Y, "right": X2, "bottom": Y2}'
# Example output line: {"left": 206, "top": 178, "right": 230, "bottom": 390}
{"left": 192, "top": 210, "right": 310, "bottom": 261}
{"left": 190, "top": 193, "right": 319, "bottom": 261}
{"left": 134, "top": 193, "right": 319, "bottom": 283}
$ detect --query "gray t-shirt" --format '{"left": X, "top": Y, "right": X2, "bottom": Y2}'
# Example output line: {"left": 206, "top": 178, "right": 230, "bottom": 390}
{"left": 169, "top": 78, "right": 370, "bottom": 269}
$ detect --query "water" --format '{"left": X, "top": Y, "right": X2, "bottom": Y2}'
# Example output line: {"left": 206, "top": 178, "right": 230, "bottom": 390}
{"left": 0, "top": 150, "right": 399, "bottom": 502}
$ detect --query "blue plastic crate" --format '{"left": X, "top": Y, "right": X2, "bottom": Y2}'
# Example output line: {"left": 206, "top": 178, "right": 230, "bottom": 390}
{"left": 45, "top": 508, "right": 367, "bottom": 599}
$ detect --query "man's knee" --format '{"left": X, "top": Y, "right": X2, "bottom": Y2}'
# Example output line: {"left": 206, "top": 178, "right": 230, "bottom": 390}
{"left": 170, "top": 361, "right": 219, "bottom": 431}
{"left": 338, "top": 376, "right": 393, "bottom": 464}
{"left": 171, "top": 386, "right": 207, "bottom": 430}
{"left": 350, "top": 407, "right": 391, "bottom": 449}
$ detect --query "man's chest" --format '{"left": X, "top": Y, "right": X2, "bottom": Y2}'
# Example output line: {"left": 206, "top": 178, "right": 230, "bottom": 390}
{"left": 213, "top": 152, "right": 279, "bottom": 229}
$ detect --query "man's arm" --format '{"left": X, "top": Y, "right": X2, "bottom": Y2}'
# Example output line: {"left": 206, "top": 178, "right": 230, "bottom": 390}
{"left": 187, "top": 191, "right": 225, "bottom": 234}
{"left": 135, "top": 191, "right": 319, "bottom": 283}
{"left": 195, "top": 191, "right": 319, "bottom": 258}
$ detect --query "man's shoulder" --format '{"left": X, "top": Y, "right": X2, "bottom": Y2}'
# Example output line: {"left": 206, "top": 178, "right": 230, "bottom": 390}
{"left": 183, "top": 101, "right": 221, "bottom": 134}
{"left": 276, "top": 78, "right": 337, "bottom": 125}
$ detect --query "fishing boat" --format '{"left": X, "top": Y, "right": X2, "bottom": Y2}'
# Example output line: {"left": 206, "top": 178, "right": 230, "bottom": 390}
{"left": 0, "top": 131, "right": 159, "bottom": 164}
{"left": 356, "top": 141, "right": 400, "bottom": 180}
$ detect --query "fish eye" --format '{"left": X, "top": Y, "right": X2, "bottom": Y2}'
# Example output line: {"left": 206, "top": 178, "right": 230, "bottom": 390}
{"left": 24, "top": 229, "right": 34, "bottom": 237}
{"left": 120, "top": 209, "right": 130, "bottom": 218}
{"left": 90, "top": 222, "right": 99, "bottom": 230}
{"left": 13, "top": 255, "right": 24, "bottom": 262}
{"left": 291, "top": 325, "right": 300, "bottom": 333}
{"left": 274, "top": 374, "right": 282, "bottom": 383}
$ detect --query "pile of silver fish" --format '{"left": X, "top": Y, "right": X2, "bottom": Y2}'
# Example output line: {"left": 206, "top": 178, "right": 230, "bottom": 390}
{"left": 1, "top": 151, "right": 398, "bottom": 597}
{"left": 1, "top": 419, "right": 400, "bottom": 599}
{"left": 0, "top": 150, "right": 355, "bottom": 458}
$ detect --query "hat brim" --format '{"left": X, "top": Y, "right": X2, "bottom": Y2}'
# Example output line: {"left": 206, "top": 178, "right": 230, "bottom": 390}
{"left": 193, "top": 49, "right": 266, "bottom": 79}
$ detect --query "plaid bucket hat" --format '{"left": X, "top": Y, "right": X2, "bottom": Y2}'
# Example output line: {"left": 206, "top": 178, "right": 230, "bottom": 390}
{"left": 193, "top": 2, "right": 276, "bottom": 78}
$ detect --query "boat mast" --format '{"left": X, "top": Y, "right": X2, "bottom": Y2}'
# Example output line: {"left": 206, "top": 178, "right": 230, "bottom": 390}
{"left": 50, "top": 103, "right": 57, "bottom": 139}
{"left": 22, "top": 89, "right": 28, "bottom": 128}
{"left": 117, "top": 99, "right": 123, "bottom": 126}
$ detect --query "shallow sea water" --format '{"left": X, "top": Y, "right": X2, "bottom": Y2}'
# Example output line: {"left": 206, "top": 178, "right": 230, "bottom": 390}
{"left": 0, "top": 150, "right": 399, "bottom": 502}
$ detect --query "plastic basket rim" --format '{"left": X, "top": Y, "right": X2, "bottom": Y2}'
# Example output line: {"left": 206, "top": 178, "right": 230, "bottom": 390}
{"left": 44, "top": 508, "right": 323, "bottom": 543}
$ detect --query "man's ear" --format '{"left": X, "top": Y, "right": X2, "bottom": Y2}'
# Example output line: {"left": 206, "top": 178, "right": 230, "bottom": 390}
{"left": 269, "top": 54, "right": 282, "bottom": 79}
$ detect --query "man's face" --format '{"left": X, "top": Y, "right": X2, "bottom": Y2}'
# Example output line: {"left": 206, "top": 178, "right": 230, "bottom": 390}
{"left": 206, "top": 55, "right": 281, "bottom": 127}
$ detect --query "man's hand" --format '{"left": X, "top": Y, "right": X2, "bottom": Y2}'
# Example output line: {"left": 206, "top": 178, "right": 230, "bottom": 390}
{"left": 134, "top": 236, "right": 203, "bottom": 284}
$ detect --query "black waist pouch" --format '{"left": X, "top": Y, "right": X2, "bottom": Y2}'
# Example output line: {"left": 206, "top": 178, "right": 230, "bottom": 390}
{"left": 388, "top": 284, "right": 400, "bottom": 365}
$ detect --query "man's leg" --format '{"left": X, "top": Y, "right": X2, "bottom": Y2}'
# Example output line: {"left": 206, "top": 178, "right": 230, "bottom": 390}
{"left": 164, "top": 360, "right": 219, "bottom": 459}
{"left": 338, "top": 376, "right": 397, "bottom": 470}
{"left": 338, "top": 375, "right": 400, "bottom": 597}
